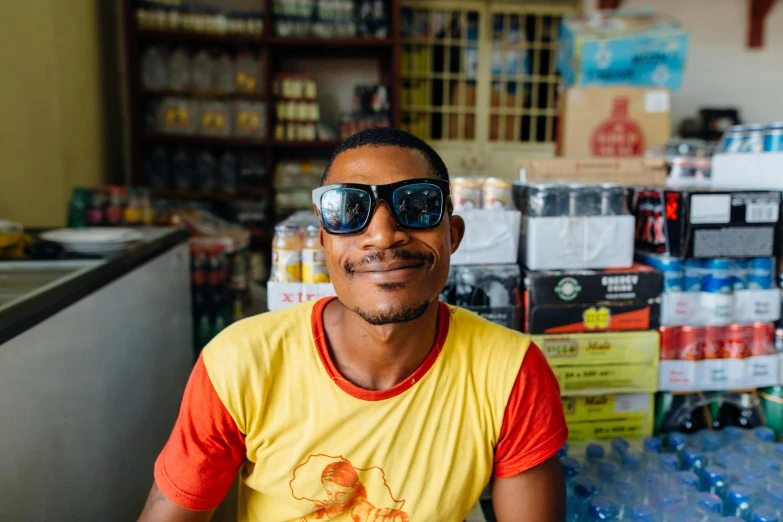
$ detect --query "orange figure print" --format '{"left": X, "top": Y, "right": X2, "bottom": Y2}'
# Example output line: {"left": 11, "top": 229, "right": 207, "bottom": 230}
{"left": 290, "top": 455, "right": 409, "bottom": 522}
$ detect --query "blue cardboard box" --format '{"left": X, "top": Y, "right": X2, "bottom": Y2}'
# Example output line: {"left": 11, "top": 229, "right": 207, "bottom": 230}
{"left": 557, "top": 8, "right": 689, "bottom": 91}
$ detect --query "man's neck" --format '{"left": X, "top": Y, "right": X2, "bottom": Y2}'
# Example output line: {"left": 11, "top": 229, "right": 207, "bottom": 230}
{"left": 322, "top": 299, "right": 440, "bottom": 391}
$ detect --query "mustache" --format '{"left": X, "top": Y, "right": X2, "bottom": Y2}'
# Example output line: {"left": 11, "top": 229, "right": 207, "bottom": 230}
{"left": 344, "top": 250, "right": 435, "bottom": 275}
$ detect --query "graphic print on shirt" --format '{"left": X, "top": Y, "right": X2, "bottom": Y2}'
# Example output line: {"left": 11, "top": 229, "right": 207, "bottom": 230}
{"left": 290, "top": 454, "right": 409, "bottom": 522}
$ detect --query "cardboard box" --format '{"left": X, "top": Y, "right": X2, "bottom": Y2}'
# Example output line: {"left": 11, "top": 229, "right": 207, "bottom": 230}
{"left": 515, "top": 157, "right": 667, "bottom": 186}
{"left": 659, "top": 355, "right": 780, "bottom": 392}
{"left": 562, "top": 393, "right": 654, "bottom": 441}
{"left": 632, "top": 188, "right": 782, "bottom": 258}
{"left": 520, "top": 215, "right": 635, "bottom": 270}
{"left": 267, "top": 281, "right": 336, "bottom": 311}
{"left": 558, "top": 87, "right": 671, "bottom": 158}
{"left": 712, "top": 152, "right": 783, "bottom": 190}
{"left": 534, "top": 330, "right": 660, "bottom": 395}
{"left": 440, "top": 264, "right": 522, "bottom": 330}
{"left": 524, "top": 264, "right": 662, "bottom": 334}
{"left": 658, "top": 289, "right": 781, "bottom": 327}
{"left": 557, "top": 9, "right": 688, "bottom": 91}
{"left": 451, "top": 209, "right": 521, "bottom": 266}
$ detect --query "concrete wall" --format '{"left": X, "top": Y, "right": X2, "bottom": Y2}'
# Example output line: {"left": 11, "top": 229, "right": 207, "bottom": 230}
{"left": 583, "top": 0, "right": 783, "bottom": 130}
{"left": 0, "top": 0, "right": 109, "bottom": 227}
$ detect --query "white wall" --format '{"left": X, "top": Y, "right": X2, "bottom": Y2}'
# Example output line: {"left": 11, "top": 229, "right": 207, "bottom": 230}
{"left": 584, "top": 0, "right": 783, "bottom": 129}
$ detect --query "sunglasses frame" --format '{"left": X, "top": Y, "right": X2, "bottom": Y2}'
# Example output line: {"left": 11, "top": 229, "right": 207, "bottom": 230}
{"left": 312, "top": 178, "right": 452, "bottom": 235}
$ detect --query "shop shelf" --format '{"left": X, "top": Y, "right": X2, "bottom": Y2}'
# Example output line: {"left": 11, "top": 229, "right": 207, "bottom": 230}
{"left": 142, "top": 89, "right": 267, "bottom": 101}
{"left": 137, "top": 29, "right": 264, "bottom": 44}
{"left": 271, "top": 139, "right": 341, "bottom": 148}
{"left": 142, "top": 133, "right": 269, "bottom": 147}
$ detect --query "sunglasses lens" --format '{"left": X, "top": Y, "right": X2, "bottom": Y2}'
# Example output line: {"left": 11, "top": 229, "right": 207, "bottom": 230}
{"left": 392, "top": 183, "right": 444, "bottom": 228}
{"left": 320, "top": 188, "right": 371, "bottom": 233}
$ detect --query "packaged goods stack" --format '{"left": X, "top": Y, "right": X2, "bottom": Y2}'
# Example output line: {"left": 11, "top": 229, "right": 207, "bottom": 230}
{"left": 633, "top": 186, "right": 783, "bottom": 440}
{"left": 267, "top": 211, "right": 335, "bottom": 311}
{"left": 273, "top": 74, "right": 320, "bottom": 142}
{"left": 711, "top": 121, "right": 783, "bottom": 190}
{"left": 556, "top": 9, "right": 688, "bottom": 158}
{"left": 513, "top": 174, "right": 660, "bottom": 441}
{"left": 652, "top": 138, "right": 716, "bottom": 188}
{"left": 559, "top": 428, "right": 783, "bottom": 522}
{"left": 273, "top": 0, "right": 388, "bottom": 39}
{"left": 439, "top": 177, "right": 522, "bottom": 331}
{"left": 273, "top": 159, "right": 327, "bottom": 216}
{"left": 136, "top": 1, "right": 264, "bottom": 36}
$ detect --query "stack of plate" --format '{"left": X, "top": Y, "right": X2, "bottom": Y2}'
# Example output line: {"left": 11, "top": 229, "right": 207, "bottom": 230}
{"left": 39, "top": 228, "right": 144, "bottom": 257}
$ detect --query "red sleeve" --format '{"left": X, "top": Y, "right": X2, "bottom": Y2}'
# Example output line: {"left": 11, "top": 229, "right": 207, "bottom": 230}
{"left": 154, "top": 356, "right": 246, "bottom": 510}
{"left": 493, "top": 342, "right": 568, "bottom": 478}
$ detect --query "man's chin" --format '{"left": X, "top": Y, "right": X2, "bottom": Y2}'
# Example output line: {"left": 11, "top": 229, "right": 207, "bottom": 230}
{"left": 350, "top": 300, "right": 431, "bottom": 326}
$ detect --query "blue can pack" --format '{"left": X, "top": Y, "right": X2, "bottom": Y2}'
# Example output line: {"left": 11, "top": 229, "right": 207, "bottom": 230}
{"left": 640, "top": 253, "right": 683, "bottom": 291}
{"left": 764, "top": 122, "right": 783, "bottom": 152}
{"left": 683, "top": 259, "right": 703, "bottom": 292}
{"left": 557, "top": 9, "right": 689, "bottom": 91}
{"left": 721, "top": 125, "right": 745, "bottom": 153}
{"left": 730, "top": 259, "right": 749, "bottom": 290}
{"left": 748, "top": 257, "right": 774, "bottom": 289}
{"left": 702, "top": 259, "right": 732, "bottom": 294}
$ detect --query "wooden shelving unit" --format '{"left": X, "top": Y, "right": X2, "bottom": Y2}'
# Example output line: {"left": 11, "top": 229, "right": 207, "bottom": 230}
{"left": 122, "top": 0, "right": 401, "bottom": 243}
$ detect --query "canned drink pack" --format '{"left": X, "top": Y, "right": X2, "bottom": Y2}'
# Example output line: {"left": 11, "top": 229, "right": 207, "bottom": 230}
{"left": 730, "top": 259, "right": 749, "bottom": 291}
{"left": 683, "top": 259, "right": 703, "bottom": 292}
{"left": 704, "top": 325, "right": 727, "bottom": 359}
{"left": 452, "top": 177, "right": 483, "bottom": 209}
{"left": 519, "top": 182, "right": 626, "bottom": 218}
{"left": 764, "top": 122, "right": 783, "bottom": 152}
{"left": 740, "top": 124, "right": 765, "bottom": 153}
{"left": 721, "top": 125, "right": 744, "bottom": 153}
{"left": 659, "top": 323, "right": 775, "bottom": 360}
{"left": 748, "top": 257, "right": 774, "bottom": 289}
{"left": 482, "top": 178, "right": 512, "bottom": 209}
{"left": 659, "top": 326, "right": 680, "bottom": 360}
{"left": 644, "top": 254, "right": 683, "bottom": 292}
{"left": 679, "top": 326, "right": 704, "bottom": 360}
{"left": 725, "top": 324, "right": 752, "bottom": 359}
{"left": 752, "top": 322, "right": 775, "bottom": 355}
{"left": 701, "top": 259, "right": 732, "bottom": 294}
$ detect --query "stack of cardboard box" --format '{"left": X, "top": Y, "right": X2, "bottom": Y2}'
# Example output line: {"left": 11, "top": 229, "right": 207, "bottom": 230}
{"left": 556, "top": 9, "right": 688, "bottom": 159}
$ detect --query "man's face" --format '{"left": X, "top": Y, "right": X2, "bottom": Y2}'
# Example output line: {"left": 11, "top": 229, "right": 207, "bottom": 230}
{"left": 320, "top": 146, "right": 464, "bottom": 326}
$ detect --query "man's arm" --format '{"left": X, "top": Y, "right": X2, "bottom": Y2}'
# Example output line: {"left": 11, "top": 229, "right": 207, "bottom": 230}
{"left": 137, "top": 482, "right": 215, "bottom": 522}
{"left": 491, "top": 456, "right": 566, "bottom": 522}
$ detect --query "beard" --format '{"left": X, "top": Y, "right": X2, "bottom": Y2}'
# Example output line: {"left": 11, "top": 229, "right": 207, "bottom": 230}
{"left": 349, "top": 299, "right": 431, "bottom": 326}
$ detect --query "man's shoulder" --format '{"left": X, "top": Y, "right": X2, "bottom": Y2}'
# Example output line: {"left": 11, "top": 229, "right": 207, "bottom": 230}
{"left": 201, "top": 300, "right": 317, "bottom": 370}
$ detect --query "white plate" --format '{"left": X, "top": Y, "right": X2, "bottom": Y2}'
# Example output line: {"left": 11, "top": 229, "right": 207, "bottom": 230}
{"left": 40, "top": 228, "right": 144, "bottom": 256}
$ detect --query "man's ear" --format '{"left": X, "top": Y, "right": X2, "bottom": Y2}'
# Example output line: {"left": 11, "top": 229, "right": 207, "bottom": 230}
{"left": 319, "top": 227, "right": 325, "bottom": 247}
{"left": 448, "top": 214, "right": 465, "bottom": 255}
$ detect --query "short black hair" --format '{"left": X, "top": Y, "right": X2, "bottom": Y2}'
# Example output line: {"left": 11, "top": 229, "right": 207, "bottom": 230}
{"left": 321, "top": 127, "right": 449, "bottom": 185}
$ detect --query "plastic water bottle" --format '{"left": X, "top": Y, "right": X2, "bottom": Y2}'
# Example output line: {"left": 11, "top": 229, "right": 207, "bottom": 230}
{"left": 723, "top": 426, "right": 745, "bottom": 444}
{"left": 675, "top": 471, "right": 702, "bottom": 497}
{"left": 562, "top": 457, "right": 581, "bottom": 483}
{"left": 683, "top": 447, "right": 709, "bottom": 475}
{"left": 598, "top": 461, "right": 619, "bottom": 483}
{"left": 669, "top": 431, "right": 689, "bottom": 453}
{"left": 559, "top": 444, "right": 570, "bottom": 459}
{"left": 642, "top": 436, "right": 663, "bottom": 471}
{"left": 610, "top": 437, "right": 630, "bottom": 463}
{"left": 703, "top": 465, "right": 729, "bottom": 497}
{"left": 626, "top": 505, "right": 657, "bottom": 522}
{"left": 587, "top": 496, "right": 620, "bottom": 521}
{"left": 753, "top": 426, "right": 775, "bottom": 444}
{"left": 609, "top": 481, "right": 637, "bottom": 508}
{"left": 764, "top": 486, "right": 783, "bottom": 518}
{"left": 657, "top": 490, "right": 688, "bottom": 522}
{"left": 659, "top": 453, "right": 681, "bottom": 473}
{"left": 568, "top": 476, "right": 597, "bottom": 522}
{"left": 696, "top": 492, "right": 724, "bottom": 516}
{"left": 620, "top": 452, "right": 642, "bottom": 482}
{"left": 584, "top": 443, "right": 606, "bottom": 477}
{"left": 752, "top": 506, "right": 780, "bottom": 522}
{"left": 725, "top": 484, "right": 754, "bottom": 519}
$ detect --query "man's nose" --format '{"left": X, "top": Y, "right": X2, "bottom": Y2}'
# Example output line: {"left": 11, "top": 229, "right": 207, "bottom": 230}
{"left": 359, "top": 201, "right": 409, "bottom": 250}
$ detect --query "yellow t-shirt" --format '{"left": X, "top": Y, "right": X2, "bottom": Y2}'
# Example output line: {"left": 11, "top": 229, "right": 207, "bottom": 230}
{"left": 155, "top": 298, "right": 567, "bottom": 521}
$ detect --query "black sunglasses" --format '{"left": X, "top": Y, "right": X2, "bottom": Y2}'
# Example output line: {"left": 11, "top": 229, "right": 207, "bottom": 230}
{"left": 312, "top": 178, "right": 451, "bottom": 235}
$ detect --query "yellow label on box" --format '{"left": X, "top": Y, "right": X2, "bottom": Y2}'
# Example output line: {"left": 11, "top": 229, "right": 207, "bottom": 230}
{"left": 533, "top": 331, "right": 660, "bottom": 367}
{"left": 562, "top": 393, "right": 653, "bottom": 422}
{"left": 164, "top": 107, "right": 190, "bottom": 127}
{"left": 583, "top": 306, "right": 611, "bottom": 329}
{"left": 237, "top": 111, "right": 261, "bottom": 131}
{"left": 552, "top": 363, "right": 658, "bottom": 395}
{"left": 566, "top": 416, "right": 654, "bottom": 442}
{"left": 202, "top": 111, "right": 227, "bottom": 131}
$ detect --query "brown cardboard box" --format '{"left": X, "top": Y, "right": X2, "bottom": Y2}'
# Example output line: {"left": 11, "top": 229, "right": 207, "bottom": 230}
{"left": 558, "top": 87, "right": 671, "bottom": 157}
{"left": 515, "top": 157, "right": 667, "bottom": 186}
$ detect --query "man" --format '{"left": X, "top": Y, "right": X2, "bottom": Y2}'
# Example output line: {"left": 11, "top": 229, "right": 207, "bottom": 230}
{"left": 139, "top": 128, "right": 567, "bottom": 522}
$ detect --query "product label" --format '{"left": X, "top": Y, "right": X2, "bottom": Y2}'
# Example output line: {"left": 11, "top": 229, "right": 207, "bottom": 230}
{"left": 613, "top": 393, "right": 651, "bottom": 414}
{"left": 583, "top": 307, "right": 611, "bottom": 329}
{"left": 644, "top": 91, "right": 670, "bottom": 113}
{"left": 302, "top": 249, "right": 330, "bottom": 284}
{"left": 202, "top": 111, "right": 227, "bottom": 132}
{"left": 552, "top": 364, "right": 658, "bottom": 394}
{"left": 236, "top": 71, "right": 259, "bottom": 93}
{"left": 164, "top": 107, "right": 190, "bottom": 128}
{"left": 689, "top": 195, "right": 731, "bottom": 224}
{"left": 746, "top": 202, "right": 780, "bottom": 223}
{"left": 237, "top": 111, "right": 261, "bottom": 131}
{"left": 534, "top": 331, "right": 660, "bottom": 366}
{"left": 271, "top": 249, "right": 302, "bottom": 282}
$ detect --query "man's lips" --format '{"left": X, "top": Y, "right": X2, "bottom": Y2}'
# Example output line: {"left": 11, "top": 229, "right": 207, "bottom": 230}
{"left": 353, "top": 260, "right": 425, "bottom": 282}
{"left": 353, "top": 260, "right": 425, "bottom": 273}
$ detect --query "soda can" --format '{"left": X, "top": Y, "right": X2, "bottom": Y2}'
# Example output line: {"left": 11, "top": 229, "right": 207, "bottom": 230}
{"left": 725, "top": 324, "right": 752, "bottom": 359}
{"left": 702, "top": 259, "right": 732, "bottom": 294}
{"left": 599, "top": 183, "right": 626, "bottom": 216}
{"left": 660, "top": 326, "right": 681, "bottom": 360}
{"left": 721, "top": 125, "right": 744, "bottom": 153}
{"left": 646, "top": 255, "right": 684, "bottom": 292}
{"left": 704, "top": 326, "right": 728, "bottom": 359}
{"left": 730, "top": 259, "right": 749, "bottom": 291}
{"left": 482, "top": 178, "right": 512, "bottom": 210}
{"left": 452, "top": 177, "right": 483, "bottom": 209}
{"left": 564, "top": 184, "right": 600, "bottom": 217}
{"left": 748, "top": 257, "right": 774, "bottom": 289}
{"left": 526, "top": 183, "right": 562, "bottom": 217}
{"left": 683, "top": 259, "right": 703, "bottom": 292}
{"left": 775, "top": 328, "right": 783, "bottom": 353}
{"left": 752, "top": 322, "right": 775, "bottom": 355}
{"left": 679, "top": 326, "right": 705, "bottom": 361}
{"left": 740, "top": 124, "right": 765, "bottom": 153}
{"left": 763, "top": 122, "right": 783, "bottom": 152}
